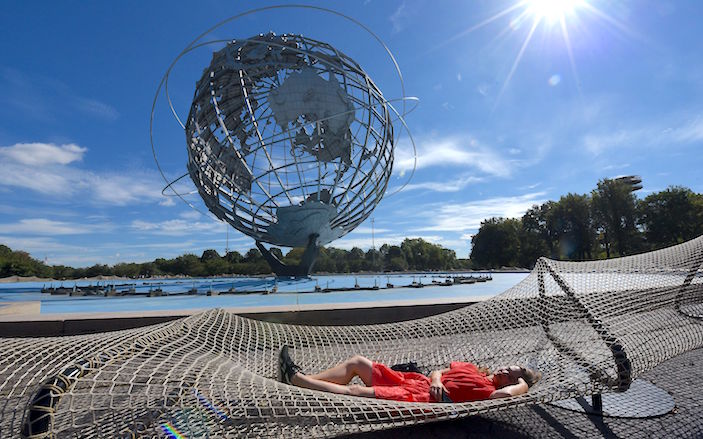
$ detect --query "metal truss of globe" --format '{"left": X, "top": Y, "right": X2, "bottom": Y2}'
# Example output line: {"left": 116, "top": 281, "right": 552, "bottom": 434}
{"left": 151, "top": 5, "right": 418, "bottom": 251}
{"left": 185, "top": 33, "right": 392, "bottom": 248}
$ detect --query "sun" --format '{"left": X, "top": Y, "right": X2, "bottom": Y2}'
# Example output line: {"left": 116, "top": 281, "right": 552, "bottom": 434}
{"left": 527, "top": 0, "right": 586, "bottom": 23}
{"left": 434, "top": 0, "right": 628, "bottom": 107}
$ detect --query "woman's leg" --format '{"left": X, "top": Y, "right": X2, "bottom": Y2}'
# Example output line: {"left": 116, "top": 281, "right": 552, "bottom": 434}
{"left": 290, "top": 373, "right": 376, "bottom": 398}
{"left": 306, "top": 355, "right": 374, "bottom": 386}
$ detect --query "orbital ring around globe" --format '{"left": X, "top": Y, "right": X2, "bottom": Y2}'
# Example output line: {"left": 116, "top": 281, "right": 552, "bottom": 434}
{"left": 150, "top": 10, "right": 419, "bottom": 200}
{"left": 150, "top": 5, "right": 418, "bottom": 249}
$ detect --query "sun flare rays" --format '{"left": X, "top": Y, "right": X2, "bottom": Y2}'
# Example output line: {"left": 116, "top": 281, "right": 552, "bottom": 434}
{"left": 438, "top": 0, "right": 631, "bottom": 108}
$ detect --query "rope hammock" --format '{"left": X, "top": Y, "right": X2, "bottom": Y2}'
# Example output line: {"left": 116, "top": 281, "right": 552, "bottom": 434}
{"left": 2, "top": 236, "right": 702, "bottom": 438}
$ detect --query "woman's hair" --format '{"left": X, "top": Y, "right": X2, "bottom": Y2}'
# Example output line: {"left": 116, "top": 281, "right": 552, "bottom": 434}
{"left": 520, "top": 367, "right": 542, "bottom": 387}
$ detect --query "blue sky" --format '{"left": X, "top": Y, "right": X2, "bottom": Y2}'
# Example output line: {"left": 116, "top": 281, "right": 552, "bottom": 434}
{"left": 1, "top": 0, "right": 702, "bottom": 267}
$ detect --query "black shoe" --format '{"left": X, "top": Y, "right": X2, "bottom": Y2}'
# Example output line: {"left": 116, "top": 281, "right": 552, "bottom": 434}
{"left": 278, "top": 345, "right": 303, "bottom": 384}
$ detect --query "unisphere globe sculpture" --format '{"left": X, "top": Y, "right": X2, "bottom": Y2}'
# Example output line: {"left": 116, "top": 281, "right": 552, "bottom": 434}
{"left": 184, "top": 33, "right": 394, "bottom": 275}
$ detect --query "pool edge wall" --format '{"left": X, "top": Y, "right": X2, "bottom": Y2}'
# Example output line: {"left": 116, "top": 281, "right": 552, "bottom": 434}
{"left": 0, "top": 300, "right": 478, "bottom": 337}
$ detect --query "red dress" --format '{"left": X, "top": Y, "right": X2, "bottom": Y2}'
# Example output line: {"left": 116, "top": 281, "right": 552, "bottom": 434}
{"left": 441, "top": 362, "right": 496, "bottom": 402}
{"left": 371, "top": 361, "right": 495, "bottom": 403}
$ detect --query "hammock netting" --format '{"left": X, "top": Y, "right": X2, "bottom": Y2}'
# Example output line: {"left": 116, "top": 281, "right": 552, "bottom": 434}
{"left": 2, "top": 237, "right": 702, "bottom": 438}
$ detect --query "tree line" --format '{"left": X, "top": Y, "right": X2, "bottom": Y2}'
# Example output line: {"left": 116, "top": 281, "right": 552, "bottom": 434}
{"left": 469, "top": 180, "right": 703, "bottom": 269}
{"left": 0, "top": 238, "right": 469, "bottom": 280}
{"left": 4, "top": 179, "right": 701, "bottom": 279}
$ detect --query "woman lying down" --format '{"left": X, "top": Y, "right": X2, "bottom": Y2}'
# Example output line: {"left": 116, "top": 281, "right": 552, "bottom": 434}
{"left": 278, "top": 346, "right": 541, "bottom": 403}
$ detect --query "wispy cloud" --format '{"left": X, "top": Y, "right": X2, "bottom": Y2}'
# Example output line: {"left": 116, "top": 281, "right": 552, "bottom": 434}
{"left": 582, "top": 113, "right": 703, "bottom": 155}
{"left": 130, "top": 217, "right": 224, "bottom": 236}
{"left": 413, "top": 192, "right": 547, "bottom": 232}
{"left": 0, "top": 236, "right": 81, "bottom": 253}
{"left": 0, "top": 67, "right": 119, "bottom": 122}
{"left": 401, "top": 175, "right": 484, "bottom": 192}
{"left": 389, "top": 2, "right": 412, "bottom": 33}
{"left": 349, "top": 226, "right": 392, "bottom": 234}
{"left": 0, "top": 218, "right": 112, "bottom": 235}
{"left": 394, "top": 134, "right": 517, "bottom": 178}
{"left": 71, "top": 96, "right": 120, "bottom": 121}
{"left": 0, "top": 142, "right": 167, "bottom": 205}
{"left": 670, "top": 116, "right": 703, "bottom": 143}
{"left": 0, "top": 142, "right": 86, "bottom": 165}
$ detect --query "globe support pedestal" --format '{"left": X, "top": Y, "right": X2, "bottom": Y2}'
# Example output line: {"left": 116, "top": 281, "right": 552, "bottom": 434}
{"left": 256, "top": 234, "right": 320, "bottom": 278}
{"left": 548, "top": 380, "right": 675, "bottom": 418}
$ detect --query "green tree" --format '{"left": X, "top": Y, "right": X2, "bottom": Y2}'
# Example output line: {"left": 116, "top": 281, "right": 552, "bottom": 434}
{"left": 519, "top": 206, "right": 550, "bottom": 268}
{"left": 172, "top": 254, "right": 205, "bottom": 277}
{"left": 469, "top": 218, "right": 520, "bottom": 268}
{"left": 282, "top": 247, "right": 304, "bottom": 266}
{"left": 224, "top": 251, "right": 244, "bottom": 264}
{"left": 401, "top": 238, "right": 449, "bottom": 270}
{"left": 347, "top": 247, "right": 365, "bottom": 272}
{"left": 364, "top": 248, "right": 382, "bottom": 272}
{"left": 382, "top": 245, "right": 405, "bottom": 271}
{"left": 638, "top": 186, "right": 703, "bottom": 248}
{"left": 86, "top": 264, "right": 111, "bottom": 278}
{"left": 204, "top": 257, "right": 229, "bottom": 276}
{"left": 200, "top": 249, "right": 221, "bottom": 262}
{"left": 244, "top": 248, "right": 263, "bottom": 264}
{"left": 548, "top": 193, "right": 593, "bottom": 260}
{"left": 387, "top": 256, "right": 409, "bottom": 271}
{"left": 312, "top": 247, "right": 336, "bottom": 273}
{"left": 113, "top": 263, "right": 140, "bottom": 278}
{"left": 592, "top": 178, "right": 639, "bottom": 257}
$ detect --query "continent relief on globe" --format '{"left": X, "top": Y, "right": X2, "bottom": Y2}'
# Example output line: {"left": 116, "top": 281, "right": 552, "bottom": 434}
{"left": 268, "top": 67, "right": 355, "bottom": 168}
{"left": 185, "top": 34, "right": 390, "bottom": 248}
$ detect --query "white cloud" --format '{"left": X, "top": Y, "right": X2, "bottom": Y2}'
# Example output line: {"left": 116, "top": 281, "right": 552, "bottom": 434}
{"left": 413, "top": 192, "right": 547, "bottom": 232}
{"left": 389, "top": 2, "right": 411, "bottom": 33}
{"left": 583, "top": 130, "right": 638, "bottom": 155}
{"left": 0, "top": 235, "right": 90, "bottom": 265}
{"left": 518, "top": 182, "right": 541, "bottom": 190}
{"left": 90, "top": 173, "right": 165, "bottom": 205}
{"left": 0, "top": 68, "right": 119, "bottom": 123}
{"left": 0, "top": 142, "right": 86, "bottom": 165}
{"left": 602, "top": 163, "right": 631, "bottom": 171}
{"left": 394, "top": 135, "right": 515, "bottom": 178}
{"left": 71, "top": 97, "right": 119, "bottom": 121}
{"left": 350, "top": 226, "right": 391, "bottom": 234}
{"left": 670, "top": 117, "right": 703, "bottom": 143}
{"left": 0, "top": 218, "right": 111, "bottom": 235}
{"left": 401, "top": 175, "right": 484, "bottom": 192}
{"left": 179, "top": 210, "right": 204, "bottom": 220}
{"left": 0, "top": 142, "right": 167, "bottom": 205}
{"left": 582, "top": 114, "right": 703, "bottom": 155}
{"left": 0, "top": 160, "right": 76, "bottom": 195}
{"left": 130, "top": 218, "right": 223, "bottom": 236}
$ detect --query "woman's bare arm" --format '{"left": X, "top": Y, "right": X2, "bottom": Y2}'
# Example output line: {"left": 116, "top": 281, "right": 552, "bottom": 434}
{"left": 428, "top": 367, "right": 450, "bottom": 382}
{"left": 429, "top": 367, "right": 451, "bottom": 402}
{"left": 488, "top": 377, "right": 529, "bottom": 399}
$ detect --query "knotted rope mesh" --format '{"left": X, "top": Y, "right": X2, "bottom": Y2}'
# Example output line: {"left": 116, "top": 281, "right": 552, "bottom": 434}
{"left": 2, "top": 236, "right": 702, "bottom": 438}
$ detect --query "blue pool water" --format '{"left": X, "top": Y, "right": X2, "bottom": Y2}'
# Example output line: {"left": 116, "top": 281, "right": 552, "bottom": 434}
{"left": 0, "top": 272, "right": 528, "bottom": 314}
